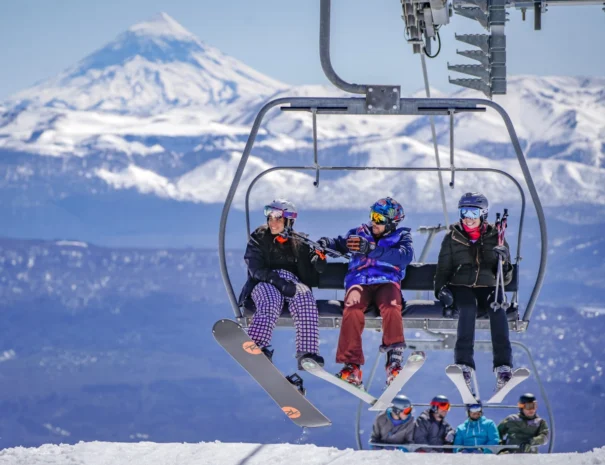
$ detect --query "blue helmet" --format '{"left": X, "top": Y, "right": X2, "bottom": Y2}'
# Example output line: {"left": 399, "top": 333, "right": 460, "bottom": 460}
{"left": 370, "top": 197, "right": 405, "bottom": 228}
{"left": 391, "top": 395, "right": 413, "bottom": 413}
{"left": 458, "top": 192, "right": 489, "bottom": 222}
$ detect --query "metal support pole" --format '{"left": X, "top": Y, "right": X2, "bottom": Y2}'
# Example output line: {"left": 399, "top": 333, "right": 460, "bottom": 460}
{"left": 449, "top": 109, "right": 455, "bottom": 188}
{"left": 312, "top": 108, "right": 320, "bottom": 187}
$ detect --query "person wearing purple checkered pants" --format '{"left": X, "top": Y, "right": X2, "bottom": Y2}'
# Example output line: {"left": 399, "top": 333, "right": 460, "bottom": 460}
{"left": 238, "top": 199, "right": 326, "bottom": 370}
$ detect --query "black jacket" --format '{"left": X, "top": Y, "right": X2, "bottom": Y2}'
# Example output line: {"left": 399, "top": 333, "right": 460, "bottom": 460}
{"left": 412, "top": 409, "right": 455, "bottom": 453}
{"left": 238, "top": 226, "right": 325, "bottom": 306}
{"left": 434, "top": 222, "right": 512, "bottom": 296}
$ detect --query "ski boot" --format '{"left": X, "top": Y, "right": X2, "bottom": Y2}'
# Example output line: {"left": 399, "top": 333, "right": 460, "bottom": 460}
{"left": 285, "top": 373, "right": 306, "bottom": 396}
{"left": 494, "top": 365, "right": 512, "bottom": 392}
{"left": 456, "top": 364, "right": 475, "bottom": 396}
{"left": 296, "top": 352, "right": 325, "bottom": 371}
{"left": 336, "top": 363, "right": 363, "bottom": 387}
{"left": 385, "top": 348, "right": 404, "bottom": 386}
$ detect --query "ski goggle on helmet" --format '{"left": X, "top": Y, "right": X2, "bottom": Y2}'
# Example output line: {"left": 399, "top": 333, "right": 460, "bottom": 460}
{"left": 391, "top": 405, "right": 412, "bottom": 416}
{"left": 370, "top": 210, "right": 389, "bottom": 225}
{"left": 430, "top": 399, "right": 451, "bottom": 412}
{"left": 468, "top": 403, "right": 483, "bottom": 414}
{"left": 518, "top": 401, "right": 538, "bottom": 410}
{"left": 459, "top": 207, "right": 482, "bottom": 220}
{"left": 264, "top": 204, "right": 297, "bottom": 221}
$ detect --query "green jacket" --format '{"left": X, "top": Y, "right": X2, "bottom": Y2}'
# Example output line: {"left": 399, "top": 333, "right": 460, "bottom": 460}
{"left": 498, "top": 412, "right": 549, "bottom": 453}
{"left": 434, "top": 222, "right": 512, "bottom": 296}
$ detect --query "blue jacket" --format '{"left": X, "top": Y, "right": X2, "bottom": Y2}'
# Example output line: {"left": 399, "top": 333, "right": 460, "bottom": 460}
{"left": 453, "top": 416, "right": 500, "bottom": 454}
{"left": 325, "top": 224, "right": 414, "bottom": 289}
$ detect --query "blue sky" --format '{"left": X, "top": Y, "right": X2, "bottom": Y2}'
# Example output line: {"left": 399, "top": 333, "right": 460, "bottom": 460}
{"left": 0, "top": 0, "right": 604, "bottom": 99}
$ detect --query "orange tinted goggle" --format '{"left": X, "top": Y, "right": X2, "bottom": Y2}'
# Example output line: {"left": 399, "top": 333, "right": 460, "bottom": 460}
{"left": 392, "top": 406, "right": 412, "bottom": 416}
{"left": 431, "top": 401, "right": 451, "bottom": 411}
{"left": 370, "top": 211, "right": 388, "bottom": 225}
{"left": 518, "top": 402, "right": 537, "bottom": 410}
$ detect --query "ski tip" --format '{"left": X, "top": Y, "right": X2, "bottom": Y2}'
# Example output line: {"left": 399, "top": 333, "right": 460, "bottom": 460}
{"left": 445, "top": 364, "right": 462, "bottom": 373}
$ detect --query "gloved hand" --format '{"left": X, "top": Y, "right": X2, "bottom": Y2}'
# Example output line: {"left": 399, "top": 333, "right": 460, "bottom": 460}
{"left": 268, "top": 274, "right": 297, "bottom": 298}
{"left": 310, "top": 249, "right": 327, "bottom": 273}
{"left": 445, "top": 430, "right": 455, "bottom": 444}
{"left": 518, "top": 442, "right": 531, "bottom": 453}
{"left": 437, "top": 287, "right": 454, "bottom": 308}
{"left": 493, "top": 245, "right": 509, "bottom": 261}
{"left": 346, "top": 235, "right": 374, "bottom": 254}
{"left": 316, "top": 237, "right": 331, "bottom": 250}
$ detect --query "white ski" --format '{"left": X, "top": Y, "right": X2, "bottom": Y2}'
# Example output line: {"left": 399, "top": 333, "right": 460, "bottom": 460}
{"left": 485, "top": 368, "right": 531, "bottom": 404}
{"left": 445, "top": 364, "right": 479, "bottom": 404}
{"left": 368, "top": 351, "right": 426, "bottom": 411}
{"left": 300, "top": 358, "right": 377, "bottom": 405}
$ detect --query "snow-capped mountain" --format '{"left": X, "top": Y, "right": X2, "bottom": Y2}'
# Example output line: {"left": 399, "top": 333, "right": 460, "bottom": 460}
{"left": 6, "top": 13, "right": 286, "bottom": 116}
{"left": 0, "top": 13, "right": 604, "bottom": 248}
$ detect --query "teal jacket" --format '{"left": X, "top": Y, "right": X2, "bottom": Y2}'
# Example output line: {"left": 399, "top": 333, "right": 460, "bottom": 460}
{"left": 453, "top": 416, "right": 500, "bottom": 454}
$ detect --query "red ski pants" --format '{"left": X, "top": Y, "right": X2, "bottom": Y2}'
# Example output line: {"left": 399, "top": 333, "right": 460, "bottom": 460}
{"left": 335, "top": 282, "right": 404, "bottom": 365}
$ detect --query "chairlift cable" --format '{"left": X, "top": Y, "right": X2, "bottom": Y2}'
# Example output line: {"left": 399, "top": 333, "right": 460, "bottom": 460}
{"left": 420, "top": 51, "right": 450, "bottom": 228}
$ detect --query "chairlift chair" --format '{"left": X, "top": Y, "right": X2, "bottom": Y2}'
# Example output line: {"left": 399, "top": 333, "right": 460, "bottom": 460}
{"left": 216, "top": 0, "right": 553, "bottom": 452}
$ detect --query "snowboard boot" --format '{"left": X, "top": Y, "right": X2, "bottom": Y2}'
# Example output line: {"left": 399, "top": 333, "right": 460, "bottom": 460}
{"left": 336, "top": 363, "right": 363, "bottom": 387}
{"left": 456, "top": 364, "right": 475, "bottom": 395}
{"left": 261, "top": 345, "right": 274, "bottom": 363}
{"left": 494, "top": 365, "right": 512, "bottom": 392}
{"left": 296, "top": 352, "right": 325, "bottom": 371}
{"left": 385, "top": 348, "right": 405, "bottom": 386}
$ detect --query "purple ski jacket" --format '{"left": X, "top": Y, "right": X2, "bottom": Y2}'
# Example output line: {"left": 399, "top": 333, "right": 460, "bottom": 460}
{"left": 324, "top": 224, "right": 414, "bottom": 289}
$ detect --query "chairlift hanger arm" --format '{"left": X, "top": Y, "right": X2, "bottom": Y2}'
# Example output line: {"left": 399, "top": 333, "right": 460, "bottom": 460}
{"left": 278, "top": 97, "right": 485, "bottom": 116}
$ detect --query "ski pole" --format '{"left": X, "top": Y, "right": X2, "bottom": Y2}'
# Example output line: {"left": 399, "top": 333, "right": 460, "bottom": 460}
{"left": 499, "top": 210, "right": 510, "bottom": 310}
{"left": 285, "top": 230, "right": 351, "bottom": 260}
{"left": 490, "top": 213, "right": 502, "bottom": 311}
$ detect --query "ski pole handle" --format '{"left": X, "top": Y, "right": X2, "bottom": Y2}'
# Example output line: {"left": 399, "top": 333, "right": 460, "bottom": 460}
{"left": 287, "top": 230, "right": 351, "bottom": 260}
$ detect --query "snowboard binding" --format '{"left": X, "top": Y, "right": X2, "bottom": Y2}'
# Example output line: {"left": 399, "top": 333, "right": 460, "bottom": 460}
{"left": 286, "top": 373, "right": 306, "bottom": 396}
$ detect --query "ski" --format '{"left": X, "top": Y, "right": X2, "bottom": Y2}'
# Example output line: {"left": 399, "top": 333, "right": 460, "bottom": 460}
{"left": 213, "top": 319, "right": 331, "bottom": 428}
{"left": 485, "top": 368, "right": 531, "bottom": 404}
{"left": 368, "top": 351, "right": 426, "bottom": 411}
{"left": 300, "top": 357, "right": 377, "bottom": 405}
{"left": 302, "top": 351, "right": 426, "bottom": 411}
{"left": 445, "top": 364, "right": 479, "bottom": 404}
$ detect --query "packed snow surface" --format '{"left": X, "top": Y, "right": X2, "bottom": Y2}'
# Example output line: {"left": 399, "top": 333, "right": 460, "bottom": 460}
{"left": 1, "top": 442, "right": 604, "bottom": 465}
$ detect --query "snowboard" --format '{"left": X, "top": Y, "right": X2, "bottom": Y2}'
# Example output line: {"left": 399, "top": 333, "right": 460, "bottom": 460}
{"left": 212, "top": 319, "right": 331, "bottom": 428}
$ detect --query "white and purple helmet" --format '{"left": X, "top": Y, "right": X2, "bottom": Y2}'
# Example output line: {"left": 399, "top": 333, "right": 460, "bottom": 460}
{"left": 264, "top": 199, "right": 298, "bottom": 228}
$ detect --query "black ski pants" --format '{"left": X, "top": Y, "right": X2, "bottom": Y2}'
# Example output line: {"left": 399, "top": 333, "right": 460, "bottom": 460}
{"left": 451, "top": 286, "right": 512, "bottom": 370}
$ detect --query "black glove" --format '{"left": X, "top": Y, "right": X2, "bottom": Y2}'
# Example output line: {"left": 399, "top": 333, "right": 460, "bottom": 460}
{"left": 346, "top": 235, "right": 374, "bottom": 254}
{"left": 316, "top": 237, "right": 330, "bottom": 250}
{"left": 493, "top": 245, "right": 509, "bottom": 261}
{"left": 310, "top": 249, "right": 327, "bottom": 273}
{"left": 268, "top": 274, "right": 297, "bottom": 298}
{"left": 437, "top": 287, "right": 454, "bottom": 308}
{"left": 518, "top": 442, "right": 531, "bottom": 453}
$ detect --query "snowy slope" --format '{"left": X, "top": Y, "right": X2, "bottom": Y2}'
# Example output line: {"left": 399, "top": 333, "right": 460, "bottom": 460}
{"left": 0, "top": 441, "right": 603, "bottom": 465}
{"left": 406, "top": 76, "right": 605, "bottom": 168}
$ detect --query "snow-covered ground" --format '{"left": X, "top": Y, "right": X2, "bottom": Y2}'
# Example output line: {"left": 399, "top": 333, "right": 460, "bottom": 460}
{"left": 1, "top": 442, "right": 604, "bottom": 465}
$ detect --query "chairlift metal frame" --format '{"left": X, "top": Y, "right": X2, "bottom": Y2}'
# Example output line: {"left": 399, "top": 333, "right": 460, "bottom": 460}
{"left": 216, "top": 0, "right": 552, "bottom": 452}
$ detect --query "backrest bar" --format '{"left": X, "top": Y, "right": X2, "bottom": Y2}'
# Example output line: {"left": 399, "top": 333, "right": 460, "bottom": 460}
{"left": 317, "top": 262, "right": 519, "bottom": 292}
